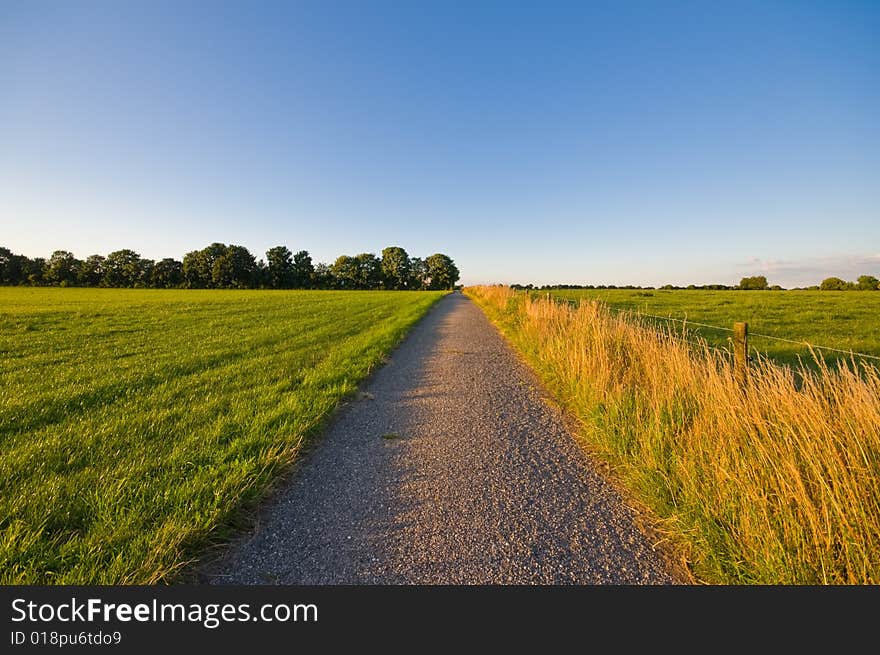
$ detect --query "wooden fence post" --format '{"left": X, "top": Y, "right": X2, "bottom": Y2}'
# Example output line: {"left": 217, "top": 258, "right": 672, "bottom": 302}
{"left": 734, "top": 321, "right": 748, "bottom": 382}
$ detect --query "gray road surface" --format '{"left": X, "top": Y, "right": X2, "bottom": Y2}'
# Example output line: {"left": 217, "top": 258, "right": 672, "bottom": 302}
{"left": 200, "top": 292, "right": 676, "bottom": 584}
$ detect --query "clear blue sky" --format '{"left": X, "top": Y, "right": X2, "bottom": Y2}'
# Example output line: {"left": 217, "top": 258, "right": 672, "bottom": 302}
{"left": 2, "top": 1, "right": 878, "bottom": 287}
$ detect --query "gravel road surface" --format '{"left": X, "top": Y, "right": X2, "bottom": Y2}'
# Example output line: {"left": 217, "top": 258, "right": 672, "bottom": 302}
{"left": 201, "top": 292, "right": 676, "bottom": 584}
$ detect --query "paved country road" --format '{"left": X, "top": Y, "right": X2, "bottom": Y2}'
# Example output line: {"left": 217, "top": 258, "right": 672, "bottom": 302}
{"left": 200, "top": 292, "right": 678, "bottom": 584}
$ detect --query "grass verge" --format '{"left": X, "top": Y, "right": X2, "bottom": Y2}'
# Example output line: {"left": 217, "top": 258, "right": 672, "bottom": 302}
{"left": 465, "top": 285, "right": 880, "bottom": 584}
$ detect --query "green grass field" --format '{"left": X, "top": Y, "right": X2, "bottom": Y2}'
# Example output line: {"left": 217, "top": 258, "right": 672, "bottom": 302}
{"left": 0, "top": 287, "right": 445, "bottom": 583}
{"left": 540, "top": 289, "right": 880, "bottom": 367}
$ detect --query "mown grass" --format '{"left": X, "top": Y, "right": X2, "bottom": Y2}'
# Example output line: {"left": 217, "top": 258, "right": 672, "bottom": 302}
{"left": 466, "top": 285, "right": 880, "bottom": 584}
{"left": 0, "top": 287, "right": 445, "bottom": 583}
{"left": 540, "top": 289, "right": 880, "bottom": 368}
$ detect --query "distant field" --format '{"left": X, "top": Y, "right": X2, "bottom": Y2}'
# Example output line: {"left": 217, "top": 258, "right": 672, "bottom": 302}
{"left": 541, "top": 289, "right": 880, "bottom": 367}
{"left": 0, "top": 287, "right": 445, "bottom": 583}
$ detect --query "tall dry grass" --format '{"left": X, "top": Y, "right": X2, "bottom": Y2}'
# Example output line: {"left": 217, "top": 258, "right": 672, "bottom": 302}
{"left": 465, "top": 285, "right": 880, "bottom": 584}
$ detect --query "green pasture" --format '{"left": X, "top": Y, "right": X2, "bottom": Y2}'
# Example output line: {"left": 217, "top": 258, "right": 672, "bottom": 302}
{"left": 0, "top": 287, "right": 444, "bottom": 583}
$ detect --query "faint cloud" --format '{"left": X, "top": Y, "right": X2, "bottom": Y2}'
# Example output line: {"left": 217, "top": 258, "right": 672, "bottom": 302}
{"left": 738, "top": 254, "right": 880, "bottom": 288}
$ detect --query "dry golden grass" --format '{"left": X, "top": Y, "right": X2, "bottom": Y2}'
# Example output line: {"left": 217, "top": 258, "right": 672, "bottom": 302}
{"left": 466, "top": 285, "right": 880, "bottom": 584}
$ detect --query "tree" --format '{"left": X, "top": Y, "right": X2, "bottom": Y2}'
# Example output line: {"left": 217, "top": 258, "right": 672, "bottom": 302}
{"left": 0, "top": 247, "right": 13, "bottom": 284}
{"left": 1, "top": 242, "right": 462, "bottom": 290}
{"left": 44, "top": 250, "right": 80, "bottom": 286}
{"left": 0, "top": 247, "right": 28, "bottom": 285}
{"left": 408, "top": 257, "right": 428, "bottom": 290}
{"left": 135, "top": 259, "right": 155, "bottom": 288}
{"left": 739, "top": 275, "right": 769, "bottom": 290}
{"left": 182, "top": 250, "right": 203, "bottom": 288}
{"left": 196, "top": 243, "right": 229, "bottom": 288}
{"left": 182, "top": 243, "right": 226, "bottom": 288}
{"left": 381, "top": 246, "right": 410, "bottom": 289}
{"left": 228, "top": 245, "right": 258, "bottom": 288}
{"left": 425, "top": 253, "right": 460, "bottom": 290}
{"left": 292, "top": 250, "right": 314, "bottom": 289}
{"left": 151, "top": 258, "right": 183, "bottom": 288}
{"left": 255, "top": 259, "right": 269, "bottom": 288}
{"left": 201, "top": 242, "right": 230, "bottom": 288}
{"left": 857, "top": 275, "right": 879, "bottom": 291}
{"left": 103, "top": 249, "right": 143, "bottom": 287}
{"left": 212, "top": 245, "right": 257, "bottom": 288}
{"left": 354, "top": 253, "right": 382, "bottom": 289}
{"left": 330, "top": 255, "right": 359, "bottom": 288}
{"left": 311, "top": 262, "right": 333, "bottom": 289}
{"left": 266, "top": 246, "right": 295, "bottom": 289}
{"left": 820, "top": 277, "right": 851, "bottom": 291}
{"left": 22, "top": 258, "right": 46, "bottom": 285}
{"left": 77, "top": 255, "right": 105, "bottom": 286}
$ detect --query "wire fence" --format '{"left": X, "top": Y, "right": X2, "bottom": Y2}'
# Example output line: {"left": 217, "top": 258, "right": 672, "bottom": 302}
{"left": 544, "top": 293, "right": 880, "bottom": 364}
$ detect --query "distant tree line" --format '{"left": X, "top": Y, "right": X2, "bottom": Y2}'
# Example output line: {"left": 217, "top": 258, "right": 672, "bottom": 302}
{"left": 735, "top": 275, "right": 878, "bottom": 291}
{"left": 816, "top": 275, "right": 879, "bottom": 291}
{"left": 0, "top": 244, "right": 459, "bottom": 290}
{"left": 510, "top": 274, "right": 879, "bottom": 292}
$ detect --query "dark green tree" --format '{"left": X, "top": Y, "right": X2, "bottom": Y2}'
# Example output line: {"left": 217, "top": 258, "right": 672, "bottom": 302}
{"left": 103, "top": 250, "right": 143, "bottom": 287}
{"left": 0, "top": 247, "right": 28, "bottom": 285}
{"left": 311, "top": 262, "right": 333, "bottom": 289}
{"left": 77, "top": 255, "right": 105, "bottom": 286}
{"left": 212, "top": 245, "right": 258, "bottom": 288}
{"left": 820, "top": 277, "right": 851, "bottom": 291}
{"left": 200, "top": 243, "right": 230, "bottom": 288}
{"left": 330, "top": 255, "right": 360, "bottom": 289}
{"left": 425, "top": 253, "right": 460, "bottom": 290}
{"left": 0, "top": 247, "right": 13, "bottom": 284}
{"left": 408, "top": 257, "right": 428, "bottom": 290}
{"left": 739, "top": 275, "right": 769, "bottom": 290}
{"left": 381, "top": 246, "right": 410, "bottom": 289}
{"left": 23, "top": 258, "right": 46, "bottom": 285}
{"left": 135, "top": 259, "right": 155, "bottom": 288}
{"left": 45, "top": 250, "right": 80, "bottom": 286}
{"left": 1, "top": 243, "right": 462, "bottom": 291}
{"left": 266, "top": 246, "right": 295, "bottom": 289}
{"left": 354, "top": 253, "right": 382, "bottom": 289}
{"left": 182, "top": 243, "right": 226, "bottom": 288}
{"left": 255, "top": 259, "right": 269, "bottom": 288}
{"left": 856, "top": 275, "right": 879, "bottom": 291}
{"left": 151, "top": 258, "right": 183, "bottom": 288}
{"left": 292, "top": 250, "right": 314, "bottom": 288}
{"left": 182, "top": 250, "right": 203, "bottom": 288}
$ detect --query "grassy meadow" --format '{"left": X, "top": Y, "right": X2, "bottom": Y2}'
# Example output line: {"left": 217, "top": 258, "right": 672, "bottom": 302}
{"left": 0, "top": 287, "right": 445, "bottom": 583}
{"left": 466, "top": 285, "right": 880, "bottom": 584}
{"left": 540, "top": 288, "right": 880, "bottom": 368}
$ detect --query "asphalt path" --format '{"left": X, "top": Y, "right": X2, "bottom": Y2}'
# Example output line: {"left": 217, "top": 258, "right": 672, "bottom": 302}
{"left": 201, "top": 292, "right": 676, "bottom": 584}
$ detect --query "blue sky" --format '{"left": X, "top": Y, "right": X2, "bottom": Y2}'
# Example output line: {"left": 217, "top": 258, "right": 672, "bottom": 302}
{"left": 1, "top": 1, "right": 878, "bottom": 287}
